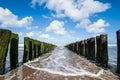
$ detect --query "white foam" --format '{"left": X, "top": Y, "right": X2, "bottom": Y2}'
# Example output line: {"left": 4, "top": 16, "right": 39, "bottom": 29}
{"left": 4, "top": 72, "right": 17, "bottom": 80}
{"left": 108, "top": 44, "right": 117, "bottom": 47}
{"left": 18, "top": 44, "right": 24, "bottom": 48}
{"left": 24, "top": 47, "right": 104, "bottom": 79}
{"left": 25, "top": 63, "right": 103, "bottom": 77}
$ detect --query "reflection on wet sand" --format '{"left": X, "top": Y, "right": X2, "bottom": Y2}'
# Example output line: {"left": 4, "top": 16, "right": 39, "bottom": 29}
{"left": 0, "top": 47, "right": 119, "bottom": 80}
{"left": 0, "top": 65, "right": 101, "bottom": 80}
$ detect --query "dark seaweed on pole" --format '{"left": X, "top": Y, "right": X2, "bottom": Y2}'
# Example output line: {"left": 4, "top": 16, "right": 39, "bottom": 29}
{"left": 23, "top": 37, "right": 55, "bottom": 63}
{"left": 0, "top": 29, "right": 11, "bottom": 74}
{"left": 10, "top": 33, "right": 19, "bottom": 70}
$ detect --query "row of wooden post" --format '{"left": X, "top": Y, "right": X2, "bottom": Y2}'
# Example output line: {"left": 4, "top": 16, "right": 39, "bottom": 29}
{"left": 66, "top": 34, "right": 109, "bottom": 68}
{"left": 0, "top": 29, "right": 55, "bottom": 74}
{"left": 23, "top": 37, "right": 55, "bottom": 63}
{"left": 66, "top": 30, "right": 120, "bottom": 73}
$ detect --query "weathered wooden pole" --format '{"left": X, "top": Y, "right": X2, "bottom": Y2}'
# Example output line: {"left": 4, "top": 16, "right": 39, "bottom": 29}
{"left": 31, "top": 40, "right": 34, "bottom": 59}
{"left": 96, "top": 36, "right": 101, "bottom": 63}
{"left": 89, "top": 37, "right": 95, "bottom": 60}
{"left": 38, "top": 43, "right": 41, "bottom": 56}
{"left": 0, "top": 29, "right": 11, "bottom": 74}
{"left": 87, "top": 39, "right": 91, "bottom": 59}
{"left": 23, "top": 37, "right": 30, "bottom": 63}
{"left": 34, "top": 43, "right": 37, "bottom": 58}
{"left": 69, "top": 44, "right": 72, "bottom": 50}
{"left": 100, "top": 34, "right": 108, "bottom": 67}
{"left": 39, "top": 42, "right": 42, "bottom": 55}
{"left": 41, "top": 42, "right": 43, "bottom": 54}
{"left": 89, "top": 38, "right": 92, "bottom": 59}
{"left": 75, "top": 42, "right": 77, "bottom": 53}
{"left": 44, "top": 43, "right": 46, "bottom": 53}
{"left": 41, "top": 42, "right": 44, "bottom": 54}
{"left": 79, "top": 41, "right": 82, "bottom": 55}
{"left": 72, "top": 43, "right": 74, "bottom": 52}
{"left": 76, "top": 42, "right": 79, "bottom": 54}
{"left": 67, "top": 44, "right": 69, "bottom": 50}
{"left": 10, "top": 33, "right": 18, "bottom": 70}
{"left": 77, "top": 41, "right": 80, "bottom": 55}
{"left": 36, "top": 41, "right": 39, "bottom": 57}
{"left": 29, "top": 41, "right": 32, "bottom": 60}
{"left": 71, "top": 44, "right": 73, "bottom": 51}
{"left": 34, "top": 41, "right": 37, "bottom": 58}
{"left": 78, "top": 42, "right": 80, "bottom": 55}
{"left": 81, "top": 40, "right": 85, "bottom": 56}
{"left": 117, "top": 30, "right": 120, "bottom": 73}
{"left": 70, "top": 44, "right": 73, "bottom": 51}
{"left": 84, "top": 40, "right": 88, "bottom": 57}
{"left": 73, "top": 42, "right": 76, "bottom": 52}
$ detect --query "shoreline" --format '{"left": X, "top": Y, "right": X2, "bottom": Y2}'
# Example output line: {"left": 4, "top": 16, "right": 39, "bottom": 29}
{"left": 0, "top": 47, "right": 119, "bottom": 80}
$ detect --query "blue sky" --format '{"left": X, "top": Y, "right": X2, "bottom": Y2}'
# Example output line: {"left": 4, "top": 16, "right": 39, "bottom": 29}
{"left": 0, "top": 0, "right": 120, "bottom": 45}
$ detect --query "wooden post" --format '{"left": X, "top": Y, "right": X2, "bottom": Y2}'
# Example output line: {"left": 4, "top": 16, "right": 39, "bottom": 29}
{"left": 75, "top": 42, "right": 77, "bottom": 53}
{"left": 76, "top": 42, "right": 79, "bottom": 54}
{"left": 117, "top": 30, "right": 120, "bottom": 73}
{"left": 36, "top": 42, "right": 39, "bottom": 57}
{"left": 34, "top": 43, "right": 36, "bottom": 58}
{"left": 71, "top": 44, "right": 72, "bottom": 51}
{"left": 68, "top": 44, "right": 71, "bottom": 50}
{"left": 74, "top": 43, "right": 76, "bottom": 53}
{"left": 81, "top": 40, "right": 85, "bottom": 56}
{"left": 69, "top": 44, "right": 71, "bottom": 50}
{"left": 72, "top": 43, "right": 75, "bottom": 52}
{"left": 41, "top": 42, "right": 44, "bottom": 54}
{"left": 34, "top": 40, "right": 39, "bottom": 58}
{"left": 79, "top": 41, "right": 82, "bottom": 55}
{"left": 10, "top": 33, "right": 18, "bottom": 70}
{"left": 39, "top": 42, "right": 42, "bottom": 55}
{"left": 38, "top": 44, "right": 40, "bottom": 56}
{"left": 89, "top": 38, "right": 92, "bottom": 59}
{"left": 96, "top": 36, "right": 101, "bottom": 63}
{"left": 100, "top": 34, "right": 108, "bottom": 68}
{"left": 29, "top": 41, "right": 32, "bottom": 60}
{"left": 31, "top": 39, "right": 34, "bottom": 59}
{"left": 87, "top": 39, "right": 91, "bottom": 59}
{"left": 72, "top": 43, "right": 74, "bottom": 52}
{"left": 0, "top": 29, "right": 11, "bottom": 74}
{"left": 84, "top": 40, "right": 88, "bottom": 57}
{"left": 44, "top": 43, "right": 46, "bottom": 53}
{"left": 78, "top": 41, "right": 80, "bottom": 55}
{"left": 23, "top": 37, "right": 30, "bottom": 63}
{"left": 89, "top": 37, "right": 95, "bottom": 60}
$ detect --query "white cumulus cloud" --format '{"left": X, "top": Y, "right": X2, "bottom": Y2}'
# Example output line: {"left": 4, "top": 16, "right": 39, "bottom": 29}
{"left": 26, "top": 31, "right": 34, "bottom": 37}
{"left": 18, "top": 32, "right": 23, "bottom": 36}
{"left": 46, "top": 20, "right": 67, "bottom": 36}
{"left": 39, "top": 34, "right": 50, "bottom": 38}
{"left": 26, "top": 31, "right": 50, "bottom": 39}
{"left": 76, "top": 19, "right": 109, "bottom": 34}
{"left": 31, "top": 0, "right": 110, "bottom": 35}
{"left": 0, "top": 7, "right": 33, "bottom": 28}
{"left": 31, "top": 0, "right": 110, "bottom": 21}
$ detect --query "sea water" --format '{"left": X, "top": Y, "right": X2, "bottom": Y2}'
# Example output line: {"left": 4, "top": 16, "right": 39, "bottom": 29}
{"left": 108, "top": 45, "right": 117, "bottom": 72}
{"left": 5, "top": 44, "right": 24, "bottom": 73}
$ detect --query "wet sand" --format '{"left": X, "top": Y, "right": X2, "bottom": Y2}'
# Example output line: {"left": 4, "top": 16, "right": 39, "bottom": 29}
{"left": 0, "top": 47, "right": 119, "bottom": 80}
